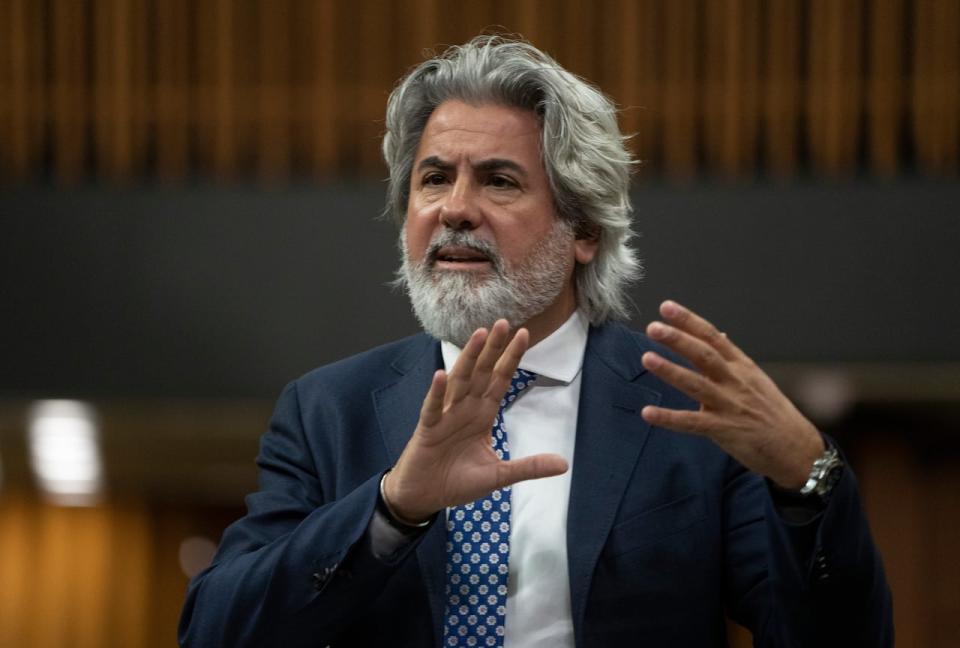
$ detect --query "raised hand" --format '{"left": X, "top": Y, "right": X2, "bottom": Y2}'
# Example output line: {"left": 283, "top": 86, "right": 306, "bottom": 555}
{"left": 383, "top": 319, "right": 569, "bottom": 523}
{"left": 640, "top": 300, "right": 824, "bottom": 490}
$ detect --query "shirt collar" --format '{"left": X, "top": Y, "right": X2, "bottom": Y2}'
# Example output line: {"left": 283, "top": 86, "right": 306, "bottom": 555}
{"left": 440, "top": 310, "right": 589, "bottom": 385}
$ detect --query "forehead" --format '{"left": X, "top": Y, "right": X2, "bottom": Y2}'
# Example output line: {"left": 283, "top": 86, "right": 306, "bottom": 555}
{"left": 416, "top": 100, "right": 543, "bottom": 161}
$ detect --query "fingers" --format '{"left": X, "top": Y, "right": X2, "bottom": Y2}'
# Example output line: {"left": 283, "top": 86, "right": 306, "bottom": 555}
{"left": 658, "top": 300, "right": 745, "bottom": 361}
{"left": 641, "top": 405, "right": 714, "bottom": 437}
{"left": 484, "top": 327, "right": 529, "bottom": 401}
{"left": 647, "top": 321, "right": 732, "bottom": 381}
{"left": 418, "top": 370, "right": 448, "bottom": 428}
{"left": 642, "top": 351, "right": 722, "bottom": 405}
{"left": 445, "top": 327, "right": 488, "bottom": 404}
{"left": 494, "top": 453, "right": 568, "bottom": 489}
{"left": 469, "top": 320, "right": 513, "bottom": 398}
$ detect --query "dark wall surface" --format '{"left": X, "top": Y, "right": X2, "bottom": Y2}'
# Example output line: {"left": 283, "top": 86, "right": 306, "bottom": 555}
{"left": 3, "top": 180, "right": 958, "bottom": 398}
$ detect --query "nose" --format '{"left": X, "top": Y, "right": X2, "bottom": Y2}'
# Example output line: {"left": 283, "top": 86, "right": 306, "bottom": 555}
{"left": 439, "top": 177, "right": 480, "bottom": 231}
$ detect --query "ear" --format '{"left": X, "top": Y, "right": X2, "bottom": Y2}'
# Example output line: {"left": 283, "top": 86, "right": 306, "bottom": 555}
{"left": 574, "top": 236, "right": 598, "bottom": 264}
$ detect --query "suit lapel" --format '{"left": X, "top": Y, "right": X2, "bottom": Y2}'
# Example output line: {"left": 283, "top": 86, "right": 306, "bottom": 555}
{"left": 567, "top": 323, "right": 663, "bottom": 645}
{"left": 371, "top": 336, "right": 447, "bottom": 647}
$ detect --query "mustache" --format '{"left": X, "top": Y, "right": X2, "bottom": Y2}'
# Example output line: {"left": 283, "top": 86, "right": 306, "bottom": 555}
{"left": 425, "top": 230, "right": 504, "bottom": 272}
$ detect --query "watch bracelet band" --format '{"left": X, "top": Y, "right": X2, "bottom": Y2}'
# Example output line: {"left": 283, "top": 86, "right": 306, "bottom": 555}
{"left": 798, "top": 442, "right": 844, "bottom": 498}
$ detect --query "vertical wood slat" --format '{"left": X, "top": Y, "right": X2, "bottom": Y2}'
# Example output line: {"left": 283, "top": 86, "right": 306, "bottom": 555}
{"left": 868, "top": 0, "right": 904, "bottom": 176}
{"left": 513, "top": 0, "right": 543, "bottom": 45}
{"left": 857, "top": 438, "right": 927, "bottom": 647}
{"left": 150, "top": 507, "right": 195, "bottom": 648}
{"left": 257, "top": 0, "right": 292, "bottom": 181}
{"left": 356, "top": 0, "right": 393, "bottom": 175}
{"left": 617, "top": 0, "right": 648, "bottom": 163}
{"left": 912, "top": 0, "right": 960, "bottom": 173}
{"left": 31, "top": 505, "right": 75, "bottom": 645}
{"left": 512, "top": 0, "right": 562, "bottom": 64}
{"left": 51, "top": 0, "right": 88, "bottom": 183}
{"left": 456, "top": 0, "right": 496, "bottom": 47}
{"left": 94, "top": 0, "right": 135, "bottom": 180}
{"left": 605, "top": 0, "right": 656, "bottom": 168}
{"left": 93, "top": 0, "right": 109, "bottom": 175}
{"left": 560, "top": 0, "right": 594, "bottom": 79}
{"left": 154, "top": 0, "right": 189, "bottom": 180}
{"left": 661, "top": 0, "right": 699, "bottom": 178}
{"left": 912, "top": 0, "right": 933, "bottom": 171}
{"left": 296, "top": 0, "right": 339, "bottom": 178}
{"left": 763, "top": 0, "right": 801, "bottom": 176}
{"left": 1, "top": 0, "right": 33, "bottom": 176}
{"left": 214, "top": 0, "right": 237, "bottom": 179}
{"left": 703, "top": 0, "right": 761, "bottom": 177}
{"left": 1, "top": 0, "right": 14, "bottom": 172}
{"left": 0, "top": 495, "right": 34, "bottom": 647}
{"left": 930, "top": 465, "right": 960, "bottom": 645}
{"left": 807, "top": 0, "right": 863, "bottom": 175}
{"left": 937, "top": 1, "right": 960, "bottom": 173}
{"left": 130, "top": 0, "right": 148, "bottom": 175}
{"left": 109, "top": 505, "right": 152, "bottom": 648}
{"left": 194, "top": 0, "right": 237, "bottom": 178}
{"left": 72, "top": 507, "right": 112, "bottom": 648}
{"left": 109, "top": 0, "right": 133, "bottom": 178}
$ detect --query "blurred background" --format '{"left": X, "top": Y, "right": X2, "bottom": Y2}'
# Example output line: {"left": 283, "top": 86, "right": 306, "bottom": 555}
{"left": 1, "top": 0, "right": 959, "bottom": 646}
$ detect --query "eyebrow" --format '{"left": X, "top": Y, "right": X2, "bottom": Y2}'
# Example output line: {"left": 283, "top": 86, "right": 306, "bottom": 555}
{"left": 416, "top": 155, "right": 528, "bottom": 178}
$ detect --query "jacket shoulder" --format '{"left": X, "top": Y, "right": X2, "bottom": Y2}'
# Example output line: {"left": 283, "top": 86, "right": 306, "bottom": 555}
{"left": 293, "top": 332, "right": 437, "bottom": 394}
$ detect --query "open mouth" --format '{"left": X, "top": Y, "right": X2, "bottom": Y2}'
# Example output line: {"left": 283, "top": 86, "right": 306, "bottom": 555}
{"left": 432, "top": 245, "right": 492, "bottom": 269}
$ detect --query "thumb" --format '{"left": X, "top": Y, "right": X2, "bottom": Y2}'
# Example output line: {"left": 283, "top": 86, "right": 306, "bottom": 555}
{"left": 494, "top": 454, "right": 568, "bottom": 490}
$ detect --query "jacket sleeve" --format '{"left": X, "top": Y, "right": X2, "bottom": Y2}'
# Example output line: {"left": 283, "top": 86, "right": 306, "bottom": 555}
{"left": 177, "top": 381, "right": 427, "bottom": 648}
{"left": 723, "top": 448, "right": 894, "bottom": 647}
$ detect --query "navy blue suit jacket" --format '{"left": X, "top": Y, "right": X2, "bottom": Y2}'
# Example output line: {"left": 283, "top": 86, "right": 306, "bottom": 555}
{"left": 179, "top": 322, "right": 892, "bottom": 647}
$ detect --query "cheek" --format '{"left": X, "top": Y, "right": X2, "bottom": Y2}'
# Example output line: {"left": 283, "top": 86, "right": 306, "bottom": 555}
{"left": 403, "top": 220, "right": 430, "bottom": 264}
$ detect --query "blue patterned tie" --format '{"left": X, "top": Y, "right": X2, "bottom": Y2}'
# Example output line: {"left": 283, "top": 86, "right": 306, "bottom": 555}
{"left": 443, "top": 369, "right": 537, "bottom": 648}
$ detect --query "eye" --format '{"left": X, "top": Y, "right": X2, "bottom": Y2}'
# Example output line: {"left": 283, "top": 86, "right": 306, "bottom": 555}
{"left": 487, "top": 174, "right": 518, "bottom": 189}
{"left": 422, "top": 172, "right": 447, "bottom": 186}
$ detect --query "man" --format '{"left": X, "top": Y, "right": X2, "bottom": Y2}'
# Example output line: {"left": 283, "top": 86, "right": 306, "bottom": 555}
{"left": 179, "top": 36, "right": 892, "bottom": 647}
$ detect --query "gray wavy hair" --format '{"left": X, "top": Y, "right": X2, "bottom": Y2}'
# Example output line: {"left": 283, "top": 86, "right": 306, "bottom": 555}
{"left": 382, "top": 35, "right": 641, "bottom": 323}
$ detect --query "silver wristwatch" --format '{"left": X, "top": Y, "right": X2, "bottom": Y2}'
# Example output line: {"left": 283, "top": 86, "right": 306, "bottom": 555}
{"left": 798, "top": 444, "right": 844, "bottom": 498}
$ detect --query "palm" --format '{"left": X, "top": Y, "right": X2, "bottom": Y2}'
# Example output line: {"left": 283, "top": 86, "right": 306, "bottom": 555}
{"left": 384, "top": 321, "right": 567, "bottom": 523}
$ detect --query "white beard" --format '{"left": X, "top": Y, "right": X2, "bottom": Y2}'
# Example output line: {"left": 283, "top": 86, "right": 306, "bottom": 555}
{"left": 398, "top": 220, "right": 576, "bottom": 346}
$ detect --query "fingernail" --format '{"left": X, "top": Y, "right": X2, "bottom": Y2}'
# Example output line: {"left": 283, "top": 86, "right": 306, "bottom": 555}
{"left": 648, "top": 322, "right": 667, "bottom": 339}
{"left": 661, "top": 300, "right": 680, "bottom": 317}
{"left": 643, "top": 352, "right": 662, "bottom": 368}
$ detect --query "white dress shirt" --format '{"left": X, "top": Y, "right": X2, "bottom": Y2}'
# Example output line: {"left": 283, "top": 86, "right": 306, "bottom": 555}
{"left": 440, "top": 310, "right": 588, "bottom": 648}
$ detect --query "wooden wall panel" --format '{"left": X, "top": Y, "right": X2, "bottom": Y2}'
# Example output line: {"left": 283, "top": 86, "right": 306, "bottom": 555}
{"left": 1, "top": 433, "right": 959, "bottom": 646}
{"left": 1, "top": 0, "right": 958, "bottom": 184}
{"left": 0, "top": 494, "right": 222, "bottom": 648}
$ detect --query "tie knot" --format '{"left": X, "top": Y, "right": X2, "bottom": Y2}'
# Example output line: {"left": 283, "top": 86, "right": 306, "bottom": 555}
{"left": 502, "top": 369, "right": 537, "bottom": 410}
